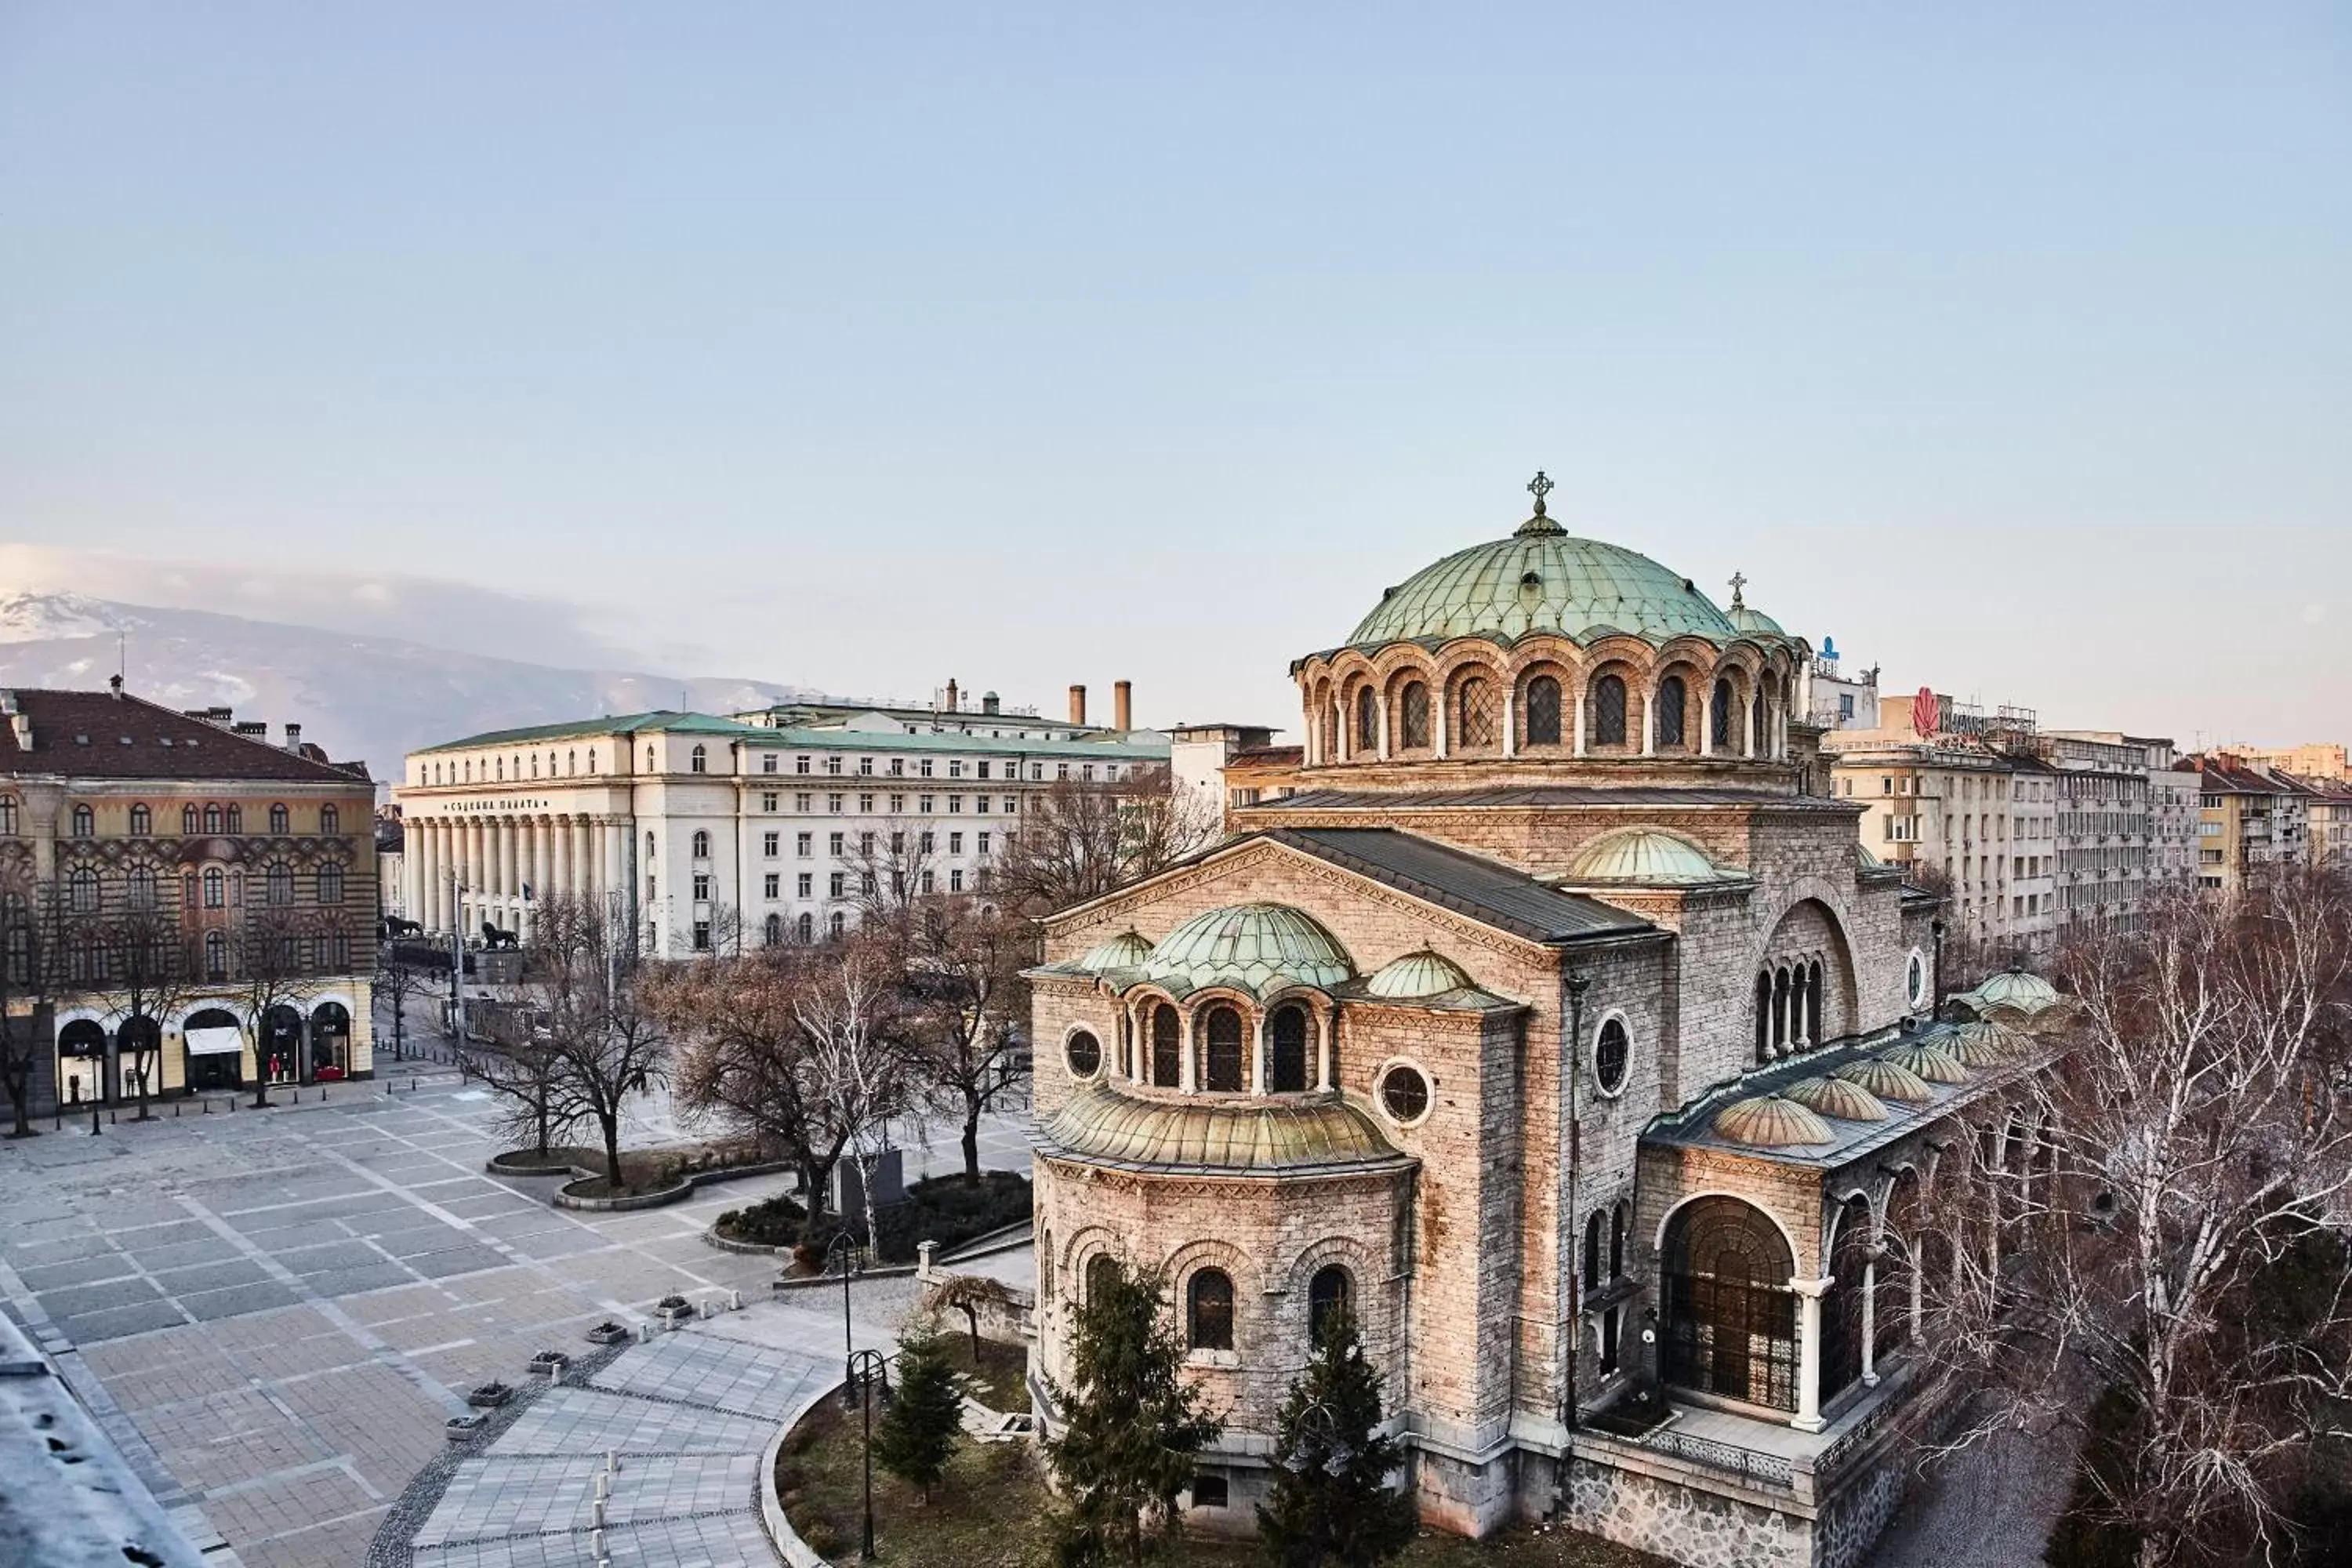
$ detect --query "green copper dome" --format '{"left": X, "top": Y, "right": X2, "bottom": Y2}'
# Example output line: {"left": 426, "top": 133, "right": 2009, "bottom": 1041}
{"left": 1081, "top": 929, "right": 1154, "bottom": 971}
{"left": 1040, "top": 1082, "right": 1403, "bottom": 1173}
{"left": 1364, "top": 949, "right": 1475, "bottom": 999}
{"left": 1348, "top": 514, "right": 1739, "bottom": 650}
{"left": 1142, "top": 904, "right": 1355, "bottom": 999}
{"left": 1726, "top": 603, "right": 1787, "bottom": 637}
{"left": 1564, "top": 829, "right": 1737, "bottom": 886}
{"left": 1715, "top": 1096, "right": 1835, "bottom": 1148}
{"left": 1958, "top": 966, "right": 2061, "bottom": 1018}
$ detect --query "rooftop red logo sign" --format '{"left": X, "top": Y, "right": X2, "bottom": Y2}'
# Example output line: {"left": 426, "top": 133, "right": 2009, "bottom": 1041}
{"left": 1911, "top": 687, "right": 1939, "bottom": 738}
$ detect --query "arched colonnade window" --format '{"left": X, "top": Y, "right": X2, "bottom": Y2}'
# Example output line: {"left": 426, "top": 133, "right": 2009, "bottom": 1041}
{"left": 1301, "top": 644, "right": 1795, "bottom": 768}
{"left": 1754, "top": 957, "right": 1827, "bottom": 1062}
{"left": 1123, "top": 993, "right": 1334, "bottom": 1096}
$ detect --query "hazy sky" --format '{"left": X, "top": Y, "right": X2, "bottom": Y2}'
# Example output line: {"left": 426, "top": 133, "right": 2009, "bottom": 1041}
{"left": 2, "top": 5, "right": 2346, "bottom": 746}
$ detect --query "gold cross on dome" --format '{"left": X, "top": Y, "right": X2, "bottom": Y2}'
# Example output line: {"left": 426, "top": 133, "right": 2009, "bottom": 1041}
{"left": 1526, "top": 470, "right": 1553, "bottom": 517}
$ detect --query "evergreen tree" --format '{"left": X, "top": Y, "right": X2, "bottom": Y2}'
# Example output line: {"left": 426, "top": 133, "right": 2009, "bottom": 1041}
{"left": 1044, "top": 1257, "right": 1223, "bottom": 1567}
{"left": 873, "top": 1328, "right": 963, "bottom": 1500}
{"left": 1255, "top": 1310, "right": 1415, "bottom": 1568}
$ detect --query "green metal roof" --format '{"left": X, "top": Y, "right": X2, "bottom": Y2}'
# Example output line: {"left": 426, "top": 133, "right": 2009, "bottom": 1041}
{"left": 1347, "top": 526, "right": 1740, "bottom": 649}
{"left": 416, "top": 710, "right": 746, "bottom": 753}
{"left": 420, "top": 713, "right": 1167, "bottom": 761}
{"left": 1142, "top": 903, "right": 1356, "bottom": 998}
{"left": 1563, "top": 829, "right": 1741, "bottom": 886}
{"left": 1726, "top": 603, "right": 1788, "bottom": 638}
{"left": 1038, "top": 1082, "right": 1407, "bottom": 1174}
{"left": 1363, "top": 949, "right": 1475, "bottom": 999}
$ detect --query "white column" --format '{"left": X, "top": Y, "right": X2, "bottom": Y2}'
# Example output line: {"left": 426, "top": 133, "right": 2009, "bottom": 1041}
{"left": 573, "top": 818, "right": 595, "bottom": 898}
{"left": 1178, "top": 1011, "right": 1196, "bottom": 1093}
{"left": 531, "top": 816, "right": 550, "bottom": 906}
{"left": 1573, "top": 690, "right": 1588, "bottom": 757}
{"left": 499, "top": 818, "right": 519, "bottom": 902}
{"left": 1315, "top": 1010, "right": 1334, "bottom": 1092}
{"left": 1791, "top": 1276, "right": 1831, "bottom": 1432}
{"left": 1743, "top": 696, "right": 1756, "bottom": 758}
{"left": 1433, "top": 688, "right": 1448, "bottom": 759}
{"left": 1699, "top": 688, "right": 1714, "bottom": 757}
{"left": 1860, "top": 1255, "right": 1880, "bottom": 1387}
{"left": 1250, "top": 1017, "right": 1268, "bottom": 1095}
{"left": 1501, "top": 689, "right": 1516, "bottom": 758}
{"left": 1640, "top": 684, "right": 1656, "bottom": 757}
{"left": 1377, "top": 701, "right": 1391, "bottom": 760}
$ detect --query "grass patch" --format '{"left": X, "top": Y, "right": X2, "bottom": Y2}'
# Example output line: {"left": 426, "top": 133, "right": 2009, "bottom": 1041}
{"left": 499, "top": 1141, "right": 774, "bottom": 1200}
{"left": 776, "top": 1387, "right": 1671, "bottom": 1568}
{"left": 936, "top": 1334, "right": 1028, "bottom": 1413}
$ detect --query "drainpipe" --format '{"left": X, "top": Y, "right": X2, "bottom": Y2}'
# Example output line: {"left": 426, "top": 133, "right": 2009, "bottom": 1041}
{"left": 1559, "top": 970, "right": 1593, "bottom": 1504}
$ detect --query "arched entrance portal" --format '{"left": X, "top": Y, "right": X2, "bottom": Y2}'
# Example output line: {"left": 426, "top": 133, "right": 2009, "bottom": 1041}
{"left": 309, "top": 1002, "right": 351, "bottom": 1080}
{"left": 183, "top": 1008, "right": 244, "bottom": 1093}
{"left": 260, "top": 1005, "right": 303, "bottom": 1085}
{"left": 57, "top": 1019, "right": 107, "bottom": 1106}
{"left": 1661, "top": 1196, "right": 1799, "bottom": 1413}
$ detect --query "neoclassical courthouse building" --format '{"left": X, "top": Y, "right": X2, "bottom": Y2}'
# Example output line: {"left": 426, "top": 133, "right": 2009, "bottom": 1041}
{"left": 1026, "top": 481, "right": 2066, "bottom": 1568}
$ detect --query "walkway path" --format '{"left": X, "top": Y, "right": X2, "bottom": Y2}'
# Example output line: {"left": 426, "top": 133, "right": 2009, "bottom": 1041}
{"left": 1867, "top": 1417, "right": 2078, "bottom": 1568}
{"left": 381, "top": 1298, "right": 891, "bottom": 1567}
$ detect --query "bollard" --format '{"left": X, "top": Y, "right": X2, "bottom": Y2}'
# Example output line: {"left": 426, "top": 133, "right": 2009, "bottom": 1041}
{"left": 591, "top": 1498, "right": 605, "bottom": 1529}
{"left": 551, "top": 1362, "right": 563, "bottom": 1385}
{"left": 605, "top": 1449, "right": 619, "bottom": 1475}
{"left": 203, "top": 1098, "right": 209, "bottom": 1114}
{"left": 173, "top": 1102, "right": 180, "bottom": 1117}
{"left": 637, "top": 1323, "right": 651, "bottom": 1344}
{"left": 729, "top": 1290, "right": 742, "bottom": 1312}
{"left": 590, "top": 1527, "right": 604, "bottom": 1557}
{"left": 595, "top": 1471, "right": 609, "bottom": 1501}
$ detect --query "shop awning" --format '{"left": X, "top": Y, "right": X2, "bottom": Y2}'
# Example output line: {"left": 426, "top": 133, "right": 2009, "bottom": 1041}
{"left": 185, "top": 1026, "right": 245, "bottom": 1057}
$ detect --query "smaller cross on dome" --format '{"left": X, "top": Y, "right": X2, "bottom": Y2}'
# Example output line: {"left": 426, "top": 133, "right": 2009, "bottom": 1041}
{"left": 1526, "top": 470, "right": 1553, "bottom": 517}
{"left": 1728, "top": 572, "right": 1748, "bottom": 610}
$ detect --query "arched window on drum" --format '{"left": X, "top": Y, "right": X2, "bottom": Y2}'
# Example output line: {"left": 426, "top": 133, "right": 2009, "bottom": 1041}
{"left": 1267, "top": 1004, "right": 1310, "bottom": 1093}
{"left": 1523, "top": 675, "right": 1563, "bottom": 746}
{"left": 1308, "top": 1265, "right": 1353, "bottom": 1347}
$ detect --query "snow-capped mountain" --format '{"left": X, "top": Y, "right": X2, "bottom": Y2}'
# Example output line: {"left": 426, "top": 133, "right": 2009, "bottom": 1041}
{"left": 0, "top": 592, "right": 825, "bottom": 784}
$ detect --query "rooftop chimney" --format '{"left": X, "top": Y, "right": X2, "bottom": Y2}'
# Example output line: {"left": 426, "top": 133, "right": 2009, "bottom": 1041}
{"left": 1113, "top": 680, "right": 1132, "bottom": 732}
{"left": 108, "top": 673, "right": 122, "bottom": 699}
{"left": 982, "top": 691, "right": 1000, "bottom": 716}
{"left": 234, "top": 720, "right": 267, "bottom": 738}
{"left": 284, "top": 722, "right": 303, "bottom": 752}
{"left": 1068, "top": 684, "right": 1087, "bottom": 727}
{"left": 945, "top": 678, "right": 960, "bottom": 714}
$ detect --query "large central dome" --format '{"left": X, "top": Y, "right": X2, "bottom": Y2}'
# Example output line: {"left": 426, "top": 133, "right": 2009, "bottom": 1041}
{"left": 1347, "top": 498, "right": 1740, "bottom": 650}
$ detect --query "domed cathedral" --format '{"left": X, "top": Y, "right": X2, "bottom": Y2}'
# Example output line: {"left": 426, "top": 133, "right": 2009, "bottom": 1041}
{"left": 1025, "top": 478, "right": 2059, "bottom": 1568}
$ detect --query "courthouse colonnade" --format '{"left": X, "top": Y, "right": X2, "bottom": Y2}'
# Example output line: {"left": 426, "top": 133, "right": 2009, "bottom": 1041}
{"left": 403, "top": 811, "right": 630, "bottom": 938}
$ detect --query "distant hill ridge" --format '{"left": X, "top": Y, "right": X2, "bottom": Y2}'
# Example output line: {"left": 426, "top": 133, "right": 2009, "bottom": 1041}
{"left": 0, "top": 591, "right": 826, "bottom": 783}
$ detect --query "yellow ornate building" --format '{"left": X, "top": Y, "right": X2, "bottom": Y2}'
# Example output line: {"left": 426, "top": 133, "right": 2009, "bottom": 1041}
{"left": 1025, "top": 481, "right": 2061, "bottom": 1568}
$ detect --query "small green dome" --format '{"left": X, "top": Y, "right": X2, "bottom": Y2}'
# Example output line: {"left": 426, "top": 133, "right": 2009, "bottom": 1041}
{"left": 1143, "top": 903, "right": 1355, "bottom": 998}
{"left": 1962, "top": 966, "right": 2061, "bottom": 1017}
{"left": 1780, "top": 1075, "right": 1889, "bottom": 1122}
{"left": 1365, "top": 949, "right": 1475, "bottom": 999}
{"left": 1715, "top": 1096, "right": 1835, "bottom": 1148}
{"left": 1565, "top": 829, "right": 1734, "bottom": 885}
{"left": 1726, "top": 604, "right": 1786, "bottom": 638}
{"left": 1947, "top": 1020, "right": 2023, "bottom": 1068}
{"left": 1882, "top": 1041, "right": 1969, "bottom": 1085}
{"left": 1081, "top": 929, "right": 1153, "bottom": 971}
{"left": 1834, "top": 1057, "right": 1936, "bottom": 1105}
{"left": 1348, "top": 520, "right": 1737, "bottom": 650}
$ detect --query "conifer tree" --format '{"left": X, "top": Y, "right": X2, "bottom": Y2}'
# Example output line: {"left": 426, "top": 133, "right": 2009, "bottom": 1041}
{"left": 873, "top": 1328, "right": 963, "bottom": 1501}
{"left": 1255, "top": 1310, "right": 1415, "bottom": 1568}
{"left": 1044, "top": 1256, "right": 1223, "bottom": 1567}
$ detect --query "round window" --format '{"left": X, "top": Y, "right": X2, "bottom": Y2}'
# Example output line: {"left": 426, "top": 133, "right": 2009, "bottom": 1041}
{"left": 1594, "top": 1016, "right": 1629, "bottom": 1096}
{"left": 1065, "top": 1029, "right": 1102, "bottom": 1077}
{"left": 1379, "top": 1064, "right": 1430, "bottom": 1123}
{"left": 1905, "top": 953, "right": 1927, "bottom": 1008}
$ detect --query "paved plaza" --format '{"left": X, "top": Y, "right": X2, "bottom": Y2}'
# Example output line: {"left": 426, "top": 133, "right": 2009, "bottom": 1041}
{"left": 0, "top": 1030, "right": 1035, "bottom": 1568}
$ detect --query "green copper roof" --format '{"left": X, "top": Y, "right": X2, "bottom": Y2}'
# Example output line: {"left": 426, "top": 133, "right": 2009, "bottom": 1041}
{"left": 1081, "top": 930, "right": 1154, "bottom": 971}
{"left": 1563, "top": 829, "right": 1738, "bottom": 886}
{"left": 1881, "top": 1040, "right": 1969, "bottom": 1085}
{"left": 1726, "top": 603, "right": 1788, "bottom": 637}
{"left": 1348, "top": 527, "right": 1739, "bottom": 649}
{"left": 1958, "top": 966, "right": 2061, "bottom": 1017}
{"left": 1363, "top": 949, "right": 1475, "bottom": 999}
{"left": 1039, "top": 1082, "right": 1406, "bottom": 1174}
{"left": 1142, "top": 904, "right": 1355, "bottom": 998}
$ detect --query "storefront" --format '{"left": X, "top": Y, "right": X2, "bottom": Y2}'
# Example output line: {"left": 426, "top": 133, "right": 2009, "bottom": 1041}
{"left": 183, "top": 1009, "right": 245, "bottom": 1093}
{"left": 56, "top": 1019, "right": 107, "bottom": 1106}
{"left": 260, "top": 1005, "right": 303, "bottom": 1085}
{"left": 309, "top": 1001, "right": 351, "bottom": 1080}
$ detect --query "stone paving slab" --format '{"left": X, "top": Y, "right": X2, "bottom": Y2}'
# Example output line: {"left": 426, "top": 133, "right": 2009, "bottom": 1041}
{"left": 589, "top": 1328, "right": 833, "bottom": 1417}
{"left": 497, "top": 1388, "right": 777, "bottom": 1457}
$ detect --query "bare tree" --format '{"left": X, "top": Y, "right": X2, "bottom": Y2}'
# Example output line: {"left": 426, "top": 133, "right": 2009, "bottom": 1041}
{"left": 891, "top": 898, "right": 1030, "bottom": 1184}
{"left": 0, "top": 880, "right": 60, "bottom": 1137}
{"left": 848, "top": 826, "right": 938, "bottom": 930}
{"left": 507, "top": 893, "right": 668, "bottom": 1190}
{"left": 373, "top": 940, "right": 438, "bottom": 1063}
{"left": 96, "top": 905, "right": 194, "bottom": 1120}
{"left": 460, "top": 997, "right": 582, "bottom": 1160}
{"left": 996, "top": 765, "right": 1219, "bottom": 918}
{"left": 792, "top": 935, "right": 920, "bottom": 1253}
{"left": 1916, "top": 869, "right": 2352, "bottom": 1567}
{"left": 236, "top": 902, "right": 321, "bottom": 1109}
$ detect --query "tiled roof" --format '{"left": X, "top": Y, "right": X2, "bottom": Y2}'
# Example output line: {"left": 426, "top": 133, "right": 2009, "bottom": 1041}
{"left": 1229, "top": 746, "right": 1305, "bottom": 767}
{"left": 0, "top": 688, "right": 367, "bottom": 783}
{"left": 1265, "top": 827, "right": 1654, "bottom": 945}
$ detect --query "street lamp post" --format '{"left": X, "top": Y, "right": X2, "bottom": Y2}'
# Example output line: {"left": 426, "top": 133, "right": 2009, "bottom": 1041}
{"left": 847, "top": 1346, "right": 891, "bottom": 1559}
{"left": 825, "top": 1229, "right": 860, "bottom": 1388}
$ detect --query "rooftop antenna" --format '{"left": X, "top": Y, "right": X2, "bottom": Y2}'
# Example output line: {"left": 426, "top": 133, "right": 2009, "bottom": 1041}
{"left": 118, "top": 631, "right": 126, "bottom": 681}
